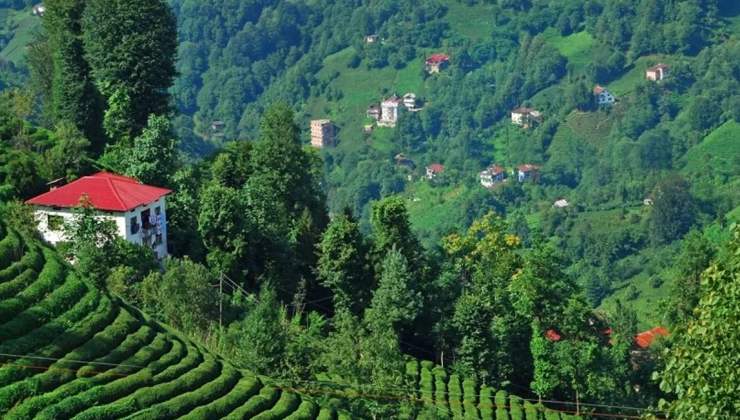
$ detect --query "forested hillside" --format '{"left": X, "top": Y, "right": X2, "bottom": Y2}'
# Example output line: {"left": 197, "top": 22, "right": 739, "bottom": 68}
{"left": 3, "top": 0, "right": 740, "bottom": 418}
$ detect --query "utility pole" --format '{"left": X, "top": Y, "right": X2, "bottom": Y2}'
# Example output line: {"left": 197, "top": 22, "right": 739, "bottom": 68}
{"left": 219, "top": 271, "right": 223, "bottom": 329}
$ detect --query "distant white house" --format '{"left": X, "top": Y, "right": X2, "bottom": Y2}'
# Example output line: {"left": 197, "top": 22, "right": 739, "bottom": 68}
{"left": 553, "top": 199, "right": 569, "bottom": 208}
{"left": 378, "top": 95, "right": 403, "bottom": 127}
{"left": 511, "top": 107, "right": 541, "bottom": 128}
{"left": 426, "top": 164, "right": 445, "bottom": 180}
{"left": 593, "top": 85, "right": 616, "bottom": 106}
{"left": 26, "top": 172, "right": 171, "bottom": 259}
{"left": 517, "top": 164, "right": 541, "bottom": 183}
{"left": 32, "top": 4, "right": 46, "bottom": 16}
{"left": 646, "top": 63, "right": 670, "bottom": 81}
{"left": 366, "top": 34, "right": 380, "bottom": 43}
{"left": 480, "top": 166, "right": 505, "bottom": 188}
{"left": 403, "top": 93, "right": 417, "bottom": 110}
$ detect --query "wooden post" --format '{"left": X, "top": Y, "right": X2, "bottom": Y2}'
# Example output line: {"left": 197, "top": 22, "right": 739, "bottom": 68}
{"left": 219, "top": 271, "right": 223, "bottom": 329}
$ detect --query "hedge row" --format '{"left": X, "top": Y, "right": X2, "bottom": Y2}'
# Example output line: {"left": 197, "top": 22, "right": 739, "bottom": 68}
{"left": 0, "top": 268, "right": 39, "bottom": 300}
{"left": 479, "top": 386, "right": 494, "bottom": 420}
{"left": 509, "top": 396, "right": 524, "bottom": 420}
{"left": 0, "top": 229, "right": 22, "bottom": 270}
{"left": 433, "top": 368, "right": 451, "bottom": 418}
{"left": 544, "top": 409, "right": 560, "bottom": 420}
{"left": 0, "top": 250, "right": 70, "bottom": 324}
{"left": 184, "top": 375, "right": 262, "bottom": 420}
{"left": 72, "top": 349, "right": 217, "bottom": 420}
{"left": 448, "top": 374, "right": 464, "bottom": 419}
{"left": 37, "top": 335, "right": 184, "bottom": 420}
{"left": 494, "top": 391, "right": 509, "bottom": 420}
{"left": 5, "top": 332, "right": 170, "bottom": 420}
{"left": 0, "top": 243, "right": 44, "bottom": 284}
{"left": 223, "top": 386, "right": 281, "bottom": 420}
{"left": 284, "top": 399, "right": 319, "bottom": 420}
{"left": 251, "top": 389, "right": 301, "bottom": 420}
{"left": 151, "top": 340, "right": 203, "bottom": 384}
{"left": 0, "top": 289, "right": 111, "bottom": 387}
{"left": 316, "top": 407, "right": 336, "bottom": 420}
{"left": 463, "top": 378, "right": 479, "bottom": 420}
{"left": 126, "top": 361, "right": 241, "bottom": 420}
{"left": 420, "top": 366, "right": 434, "bottom": 404}
{"left": 0, "top": 308, "right": 138, "bottom": 410}
{"left": 523, "top": 401, "right": 541, "bottom": 420}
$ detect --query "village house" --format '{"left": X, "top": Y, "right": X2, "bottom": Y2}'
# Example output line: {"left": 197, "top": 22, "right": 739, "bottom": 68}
{"left": 480, "top": 166, "right": 505, "bottom": 188}
{"left": 310, "top": 119, "right": 335, "bottom": 148}
{"left": 365, "top": 34, "right": 380, "bottom": 43}
{"left": 646, "top": 63, "right": 670, "bottom": 81}
{"left": 426, "top": 164, "right": 445, "bottom": 180}
{"left": 517, "top": 164, "right": 541, "bottom": 183}
{"left": 395, "top": 154, "right": 416, "bottom": 170}
{"left": 26, "top": 172, "right": 171, "bottom": 259}
{"left": 403, "top": 93, "right": 417, "bottom": 110}
{"left": 425, "top": 54, "right": 451, "bottom": 74}
{"left": 553, "top": 199, "right": 569, "bottom": 208}
{"left": 593, "top": 85, "right": 616, "bottom": 106}
{"left": 511, "top": 107, "right": 541, "bottom": 128}
{"left": 210, "top": 121, "right": 225, "bottom": 131}
{"left": 32, "top": 4, "right": 46, "bottom": 16}
{"left": 378, "top": 95, "right": 403, "bottom": 127}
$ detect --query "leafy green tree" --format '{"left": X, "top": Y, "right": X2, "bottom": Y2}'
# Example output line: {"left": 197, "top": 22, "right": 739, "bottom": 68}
{"left": 687, "top": 96, "right": 721, "bottom": 131}
{"left": 42, "top": 0, "right": 105, "bottom": 149}
{"left": 198, "top": 184, "right": 250, "bottom": 279}
{"left": 371, "top": 195, "right": 425, "bottom": 275}
{"left": 452, "top": 292, "right": 494, "bottom": 383}
{"left": 566, "top": 80, "right": 595, "bottom": 112}
{"left": 81, "top": 0, "right": 178, "bottom": 141}
{"left": 649, "top": 175, "right": 696, "bottom": 245}
{"left": 123, "top": 115, "right": 179, "bottom": 187}
{"left": 663, "top": 230, "right": 714, "bottom": 326}
{"left": 316, "top": 207, "right": 374, "bottom": 315}
{"left": 47, "top": 121, "right": 91, "bottom": 181}
{"left": 366, "top": 246, "right": 423, "bottom": 333}
{"left": 658, "top": 225, "right": 740, "bottom": 419}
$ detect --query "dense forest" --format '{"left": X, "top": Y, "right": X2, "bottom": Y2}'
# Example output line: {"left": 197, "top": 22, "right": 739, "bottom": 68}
{"left": 2, "top": 0, "right": 740, "bottom": 418}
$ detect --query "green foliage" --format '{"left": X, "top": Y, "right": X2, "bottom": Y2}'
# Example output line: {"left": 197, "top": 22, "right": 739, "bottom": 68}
{"left": 658, "top": 225, "right": 740, "bottom": 419}
{"left": 123, "top": 114, "right": 179, "bottom": 187}
{"left": 366, "top": 246, "right": 422, "bottom": 332}
{"left": 649, "top": 175, "right": 697, "bottom": 245}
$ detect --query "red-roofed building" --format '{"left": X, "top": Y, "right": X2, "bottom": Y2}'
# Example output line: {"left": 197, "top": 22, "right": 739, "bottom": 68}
{"left": 546, "top": 330, "right": 562, "bottom": 342}
{"left": 634, "top": 326, "right": 669, "bottom": 349}
{"left": 517, "top": 164, "right": 541, "bottom": 183}
{"left": 26, "top": 172, "right": 172, "bottom": 259}
{"left": 646, "top": 63, "right": 670, "bottom": 81}
{"left": 426, "top": 164, "right": 445, "bottom": 180}
{"left": 480, "top": 166, "right": 506, "bottom": 188}
{"left": 425, "top": 54, "right": 451, "bottom": 73}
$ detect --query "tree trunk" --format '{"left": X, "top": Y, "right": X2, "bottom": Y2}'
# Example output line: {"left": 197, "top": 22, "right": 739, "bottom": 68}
{"left": 576, "top": 390, "right": 580, "bottom": 416}
{"left": 441, "top": 349, "right": 444, "bottom": 369}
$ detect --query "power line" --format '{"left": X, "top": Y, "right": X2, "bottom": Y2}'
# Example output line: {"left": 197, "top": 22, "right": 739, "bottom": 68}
{"left": 0, "top": 352, "right": 144, "bottom": 369}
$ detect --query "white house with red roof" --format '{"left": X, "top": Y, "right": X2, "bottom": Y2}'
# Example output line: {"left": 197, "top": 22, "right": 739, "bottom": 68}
{"left": 26, "top": 172, "right": 172, "bottom": 259}
{"left": 517, "top": 164, "right": 541, "bottom": 183}
{"left": 480, "top": 166, "right": 505, "bottom": 188}
{"left": 426, "top": 163, "right": 445, "bottom": 180}
{"left": 425, "top": 54, "right": 451, "bottom": 73}
{"left": 379, "top": 95, "right": 403, "bottom": 127}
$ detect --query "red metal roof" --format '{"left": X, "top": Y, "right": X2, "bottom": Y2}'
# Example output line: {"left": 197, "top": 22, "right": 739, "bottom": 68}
{"left": 546, "top": 330, "right": 562, "bottom": 342}
{"left": 26, "top": 172, "right": 171, "bottom": 212}
{"left": 593, "top": 85, "right": 605, "bottom": 95}
{"left": 427, "top": 164, "right": 445, "bottom": 173}
{"left": 518, "top": 164, "right": 541, "bottom": 172}
{"left": 491, "top": 166, "right": 505, "bottom": 175}
{"left": 426, "top": 54, "right": 451, "bottom": 63}
{"left": 647, "top": 63, "right": 670, "bottom": 71}
{"left": 634, "top": 326, "right": 669, "bottom": 349}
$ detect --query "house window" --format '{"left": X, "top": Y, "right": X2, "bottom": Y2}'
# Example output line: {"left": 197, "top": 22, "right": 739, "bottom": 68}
{"left": 141, "top": 209, "right": 152, "bottom": 229}
{"left": 155, "top": 206, "right": 161, "bottom": 216}
{"left": 47, "top": 215, "right": 64, "bottom": 232}
{"left": 155, "top": 234, "right": 163, "bottom": 246}
{"left": 130, "top": 216, "right": 140, "bottom": 234}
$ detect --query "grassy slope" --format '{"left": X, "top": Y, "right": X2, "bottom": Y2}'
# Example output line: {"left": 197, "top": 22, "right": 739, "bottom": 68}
{"left": 540, "top": 29, "right": 597, "bottom": 74}
{"left": 0, "top": 8, "right": 41, "bottom": 65}
{"left": 683, "top": 120, "right": 740, "bottom": 174}
{"left": 439, "top": 0, "right": 496, "bottom": 40}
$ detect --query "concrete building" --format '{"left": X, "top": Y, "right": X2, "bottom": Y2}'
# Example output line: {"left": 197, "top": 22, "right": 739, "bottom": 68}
{"left": 511, "top": 107, "right": 541, "bottom": 128}
{"left": 517, "top": 164, "right": 541, "bottom": 183}
{"left": 378, "top": 96, "right": 403, "bottom": 127}
{"left": 646, "top": 63, "right": 670, "bottom": 81}
{"left": 426, "top": 163, "right": 445, "bottom": 180}
{"left": 26, "top": 172, "right": 171, "bottom": 259}
{"left": 310, "top": 119, "right": 334, "bottom": 147}
{"left": 403, "top": 93, "right": 417, "bottom": 110}
{"left": 366, "top": 34, "right": 380, "bottom": 43}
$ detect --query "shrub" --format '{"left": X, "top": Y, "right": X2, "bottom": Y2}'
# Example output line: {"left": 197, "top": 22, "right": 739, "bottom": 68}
{"left": 0, "top": 250, "right": 69, "bottom": 322}
{"left": 495, "top": 391, "right": 509, "bottom": 420}
{"left": 509, "top": 396, "right": 524, "bottom": 420}
{"left": 462, "top": 378, "right": 479, "bottom": 420}
{"left": 223, "top": 386, "right": 281, "bottom": 420}
{"left": 0, "top": 268, "right": 38, "bottom": 300}
{"left": 283, "top": 399, "right": 318, "bottom": 420}
{"left": 316, "top": 407, "right": 335, "bottom": 420}
{"left": 479, "top": 386, "right": 494, "bottom": 420}
{"left": 448, "top": 374, "right": 464, "bottom": 419}
{"left": 523, "top": 401, "right": 542, "bottom": 420}
{"left": 0, "top": 243, "right": 44, "bottom": 283}
{"left": 434, "top": 369, "right": 450, "bottom": 418}
{"left": 649, "top": 276, "right": 663, "bottom": 288}
{"left": 0, "top": 229, "right": 22, "bottom": 270}
{"left": 420, "top": 366, "right": 434, "bottom": 402}
{"left": 624, "top": 284, "right": 639, "bottom": 301}
{"left": 544, "top": 409, "right": 560, "bottom": 420}
{"left": 251, "top": 390, "right": 301, "bottom": 420}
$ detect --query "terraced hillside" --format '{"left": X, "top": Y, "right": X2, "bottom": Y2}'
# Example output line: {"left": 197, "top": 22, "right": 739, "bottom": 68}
{"left": 0, "top": 221, "right": 338, "bottom": 420}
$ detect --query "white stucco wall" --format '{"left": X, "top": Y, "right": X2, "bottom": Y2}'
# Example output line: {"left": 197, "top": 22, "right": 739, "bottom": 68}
{"left": 33, "top": 196, "right": 168, "bottom": 260}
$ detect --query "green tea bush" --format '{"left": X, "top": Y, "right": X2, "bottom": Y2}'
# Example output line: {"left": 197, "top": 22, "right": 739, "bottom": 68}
{"left": 479, "top": 386, "right": 494, "bottom": 420}
{"left": 0, "top": 309, "right": 138, "bottom": 410}
{"left": 0, "top": 229, "right": 22, "bottom": 270}
{"left": 72, "top": 352, "right": 218, "bottom": 420}
{"left": 283, "top": 399, "right": 318, "bottom": 420}
{"left": 448, "top": 374, "right": 464, "bottom": 419}
{"left": 151, "top": 342, "right": 204, "bottom": 384}
{"left": 251, "top": 390, "right": 301, "bottom": 420}
{"left": 524, "top": 401, "right": 542, "bottom": 420}
{"left": 223, "top": 386, "right": 281, "bottom": 420}
{"left": 0, "top": 243, "right": 43, "bottom": 283}
{"left": 185, "top": 375, "right": 262, "bottom": 420}
{"left": 316, "top": 407, "right": 335, "bottom": 420}
{"left": 0, "top": 268, "right": 38, "bottom": 299}
{"left": 0, "top": 251, "right": 70, "bottom": 323}
{"left": 509, "top": 396, "right": 524, "bottom": 420}
{"left": 434, "top": 368, "right": 451, "bottom": 418}
{"left": 420, "top": 366, "right": 434, "bottom": 402}
{"left": 495, "top": 391, "right": 509, "bottom": 420}
{"left": 544, "top": 409, "right": 560, "bottom": 420}
{"left": 462, "top": 378, "right": 479, "bottom": 420}
{"left": 125, "top": 361, "right": 241, "bottom": 420}
{"left": 5, "top": 332, "right": 170, "bottom": 420}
